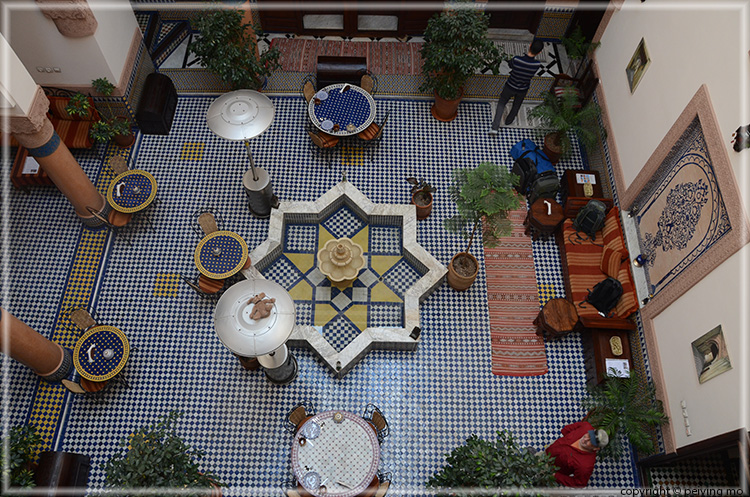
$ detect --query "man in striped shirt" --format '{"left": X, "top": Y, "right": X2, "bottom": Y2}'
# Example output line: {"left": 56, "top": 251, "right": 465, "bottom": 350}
{"left": 490, "top": 39, "right": 544, "bottom": 133}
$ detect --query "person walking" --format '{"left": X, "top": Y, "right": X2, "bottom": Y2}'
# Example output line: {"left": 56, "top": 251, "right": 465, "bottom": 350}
{"left": 490, "top": 39, "right": 545, "bottom": 133}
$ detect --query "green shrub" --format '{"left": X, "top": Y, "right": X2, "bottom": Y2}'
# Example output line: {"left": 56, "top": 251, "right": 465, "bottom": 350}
{"left": 0, "top": 424, "right": 42, "bottom": 494}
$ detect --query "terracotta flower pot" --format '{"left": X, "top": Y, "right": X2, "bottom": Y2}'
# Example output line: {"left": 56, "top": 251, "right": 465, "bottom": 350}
{"left": 543, "top": 132, "right": 563, "bottom": 165}
{"left": 113, "top": 117, "right": 135, "bottom": 148}
{"left": 447, "top": 252, "right": 478, "bottom": 291}
{"left": 431, "top": 89, "right": 463, "bottom": 122}
{"left": 411, "top": 191, "right": 433, "bottom": 220}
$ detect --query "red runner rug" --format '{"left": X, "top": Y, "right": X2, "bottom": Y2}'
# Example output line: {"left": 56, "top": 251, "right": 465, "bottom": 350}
{"left": 270, "top": 38, "right": 424, "bottom": 74}
{"left": 485, "top": 208, "right": 548, "bottom": 376}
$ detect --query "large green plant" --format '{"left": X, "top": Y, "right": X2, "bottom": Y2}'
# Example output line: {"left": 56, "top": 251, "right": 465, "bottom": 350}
{"left": 561, "top": 25, "right": 601, "bottom": 61}
{"left": 1, "top": 424, "right": 42, "bottom": 494}
{"left": 529, "top": 91, "right": 603, "bottom": 159}
{"left": 582, "top": 371, "right": 669, "bottom": 459}
{"left": 104, "top": 411, "right": 221, "bottom": 495}
{"left": 419, "top": 2, "right": 508, "bottom": 100}
{"left": 444, "top": 162, "right": 520, "bottom": 254}
{"left": 89, "top": 77, "right": 132, "bottom": 143}
{"left": 427, "top": 430, "right": 557, "bottom": 496}
{"left": 190, "top": 6, "right": 280, "bottom": 90}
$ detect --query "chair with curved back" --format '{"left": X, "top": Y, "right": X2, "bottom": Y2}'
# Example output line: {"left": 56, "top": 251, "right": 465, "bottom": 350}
{"left": 306, "top": 121, "right": 339, "bottom": 168}
{"left": 86, "top": 206, "right": 134, "bottom": 244}
{"left": 67, "top": 306, "right": 98, "bottom": 334}
{"left": 362, "top": 403, "right": 390, "bottom": 444}
{"left": 356, "top": 112, "right": 389, "bottom": 164}
{"left": 192, "top": 208, "right": 223, "bottom": 239}
{"left": 285, "top": 401, "right": 316, "bottom": 434}
{"left": 108, "top": 155, "right": 129, "bottom": 177}
{"left": 300, "top": 74, "right": 317, "bottom": 103}
{"left": 374, "top": 471, "right": 392, "bottom": 497}
{"left": 360, "top": 72, "right": 378, "bottom": 95}
{"left": 181, "top": 274, "right": 223, "bottom": 302}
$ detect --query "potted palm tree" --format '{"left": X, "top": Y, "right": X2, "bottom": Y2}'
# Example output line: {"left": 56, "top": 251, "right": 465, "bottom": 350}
{"left": 581, "top": 370, "right": 669, "bottom": 459}
{"left": 190, "top": 6, "right": 280, "bottom": 90}
{"left": 427, "top": 430, "right": 557, "bottom": 495}
{"left": 419, "top": 1, "right": 507, "bottom": 121}
{"left": 407, "top": 177, "right": 436, "bottom": 220}
{"left": 561, "top": 25, "right": 601, "bottom": 77}
{"left": 444, "top": 162, "right": 520, "bottom": 290}
{"left": 529, "top": 91, "right": 603, "bottom": 164}
{"left": 104, "top": 411, "right": 222, "bottom": 495}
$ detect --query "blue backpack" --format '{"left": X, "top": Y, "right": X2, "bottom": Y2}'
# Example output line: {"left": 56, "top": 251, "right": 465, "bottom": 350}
{"left": 510, "top": 139, "right": 555, "bottom": 194}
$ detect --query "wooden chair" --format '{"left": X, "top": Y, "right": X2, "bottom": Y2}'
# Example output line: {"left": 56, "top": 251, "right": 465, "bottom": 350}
{"left": 300, "top": 74, "right": 317, "bottom": 103}
{"left": 362, "top": 403, "right": 390, "bottom": 444}
{"left": 360, "top": 72, "right": 378, "bottom": 95}
{"left": 374, "top": 480, "right": 390, "bottom": 497}
{"left": 109, "top": 155, "right": 129, "bottom": 177}
{"left": 307, "top": 128, "right": 340, "bottom": 168}
{"left": 285, "top": 401, "right": 316, "bottom": 434}
{"left": 356, "top": 112, "right": 389, "bottom": 163}
{"left": 192, "top": 208, "right": 223, "bottom": 238}
{"left": 68, "top": 307, "right": 97, "bottom": 333}
{"left": 182, "top": 274, "right": 222, "bottom": 302}
{"left": 198, "top": 212, "right": 219, "bottom": 236}
{"left": 198, "top": 274, "right": 225, "bottom": 294}
{"left": 87, "top": 206, "right": 134, "bottom": 244}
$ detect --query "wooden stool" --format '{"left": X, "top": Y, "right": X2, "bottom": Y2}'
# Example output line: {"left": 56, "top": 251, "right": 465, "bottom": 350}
{"left": 534, "top": 298, "right": 580, "bottom": 340}
{"left": 524, "top": 198, "right": 564, "bottom": 240}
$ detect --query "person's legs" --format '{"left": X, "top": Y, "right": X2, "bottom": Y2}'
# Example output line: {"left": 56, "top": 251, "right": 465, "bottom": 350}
{"left": 505, "top": 88, "right": 528, "bottom": 125}
{"left": 491, "top": 84, "right": 515, "bottom": 131}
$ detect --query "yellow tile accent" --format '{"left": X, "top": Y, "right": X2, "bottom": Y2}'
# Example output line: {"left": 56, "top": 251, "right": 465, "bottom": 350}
{"left": 370, "top": 281, "right": 402, "bottom": 303}
{"left": 318, "top": 225, "right": 336, "bottom": 251}
{"left": 154, "top": 273, "right": 181, "bottom": 296}
{"left": 537, "top": 282, "right": 556, "bottom": 307}
{"left": 345, "top": 305, "right": 368, "bottom": 331}
{"left": 285, "top": 253, "right": 315, "bottom": 273}
{"left": 180, "top": 142, "right": 205, "bottom": 161}
{"left": 341, "top": 144, "right": 364, "bottom": 167}
{"left": 314, "top": 304, "right": 338, "bottom": 327}
{"left": 370, "top": 255, "right": 402, "bottom": 276}
{"left": 350, "top": 225, "right": 369, "bottom": 252}
{"left": 289, "top": 280, "right": 313, "bottom": 301}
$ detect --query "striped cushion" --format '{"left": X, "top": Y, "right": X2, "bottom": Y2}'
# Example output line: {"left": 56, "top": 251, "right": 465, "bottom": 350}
{"left": 561, "top": 206, "right": 638, "bottom": 319}
{"left": 49, "top": 116, "right": 93, "bottom": 149}
{"left": 600, "top": 246, "right": 626, "bottom": 279}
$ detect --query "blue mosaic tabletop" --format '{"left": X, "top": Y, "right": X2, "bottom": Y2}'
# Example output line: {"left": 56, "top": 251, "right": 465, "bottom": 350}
{"left": 195, "top": 230, "right": 249, "bottom": 279}
{"left": 72, "top": 325, "right": 129, "bottom": 382}
{"left": 308, "top": 83, "right": 375, "bottom": 136}
{"left": 106, "top": 170, "right": 157, "bottom": 213}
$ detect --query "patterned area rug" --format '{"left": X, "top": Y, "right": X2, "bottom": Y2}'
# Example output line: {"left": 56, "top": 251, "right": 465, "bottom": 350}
{"left": 485, "top": 207, "right": 548, "bottom": 376}
{"left": 271, "top": 38, "right": 424, "bottom": 74}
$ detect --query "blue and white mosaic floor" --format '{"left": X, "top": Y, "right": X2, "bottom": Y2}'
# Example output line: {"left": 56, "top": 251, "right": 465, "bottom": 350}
{"left": 3, "top": 95, "right": 639, "bottom": 495}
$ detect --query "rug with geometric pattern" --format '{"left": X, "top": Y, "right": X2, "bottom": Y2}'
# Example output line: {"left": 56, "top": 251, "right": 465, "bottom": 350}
{"left": 485, "top": 206, "right": 548, "bottom": 376}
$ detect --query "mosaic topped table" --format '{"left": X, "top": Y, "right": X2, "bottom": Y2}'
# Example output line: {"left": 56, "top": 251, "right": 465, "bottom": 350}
{"left": 291, "top": 410, "right": 380, "bottom": 497}
{"left": 72, "top": 325, "right": 130, "bottom": 382}
{"left": 194, "top": 231, "right": 249, "bottom": 279}
{"left": 106, "top": 170, "right": 157, "bottom": 213}
{"left": 308, "top": 83, "right": 376, "bottom": 137}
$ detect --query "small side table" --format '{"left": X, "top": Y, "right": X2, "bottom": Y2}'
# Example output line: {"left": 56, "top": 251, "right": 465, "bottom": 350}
{"left": 534, "top": 298, "right": 580, "bottom": 340}
{"left": 524, "top": 198, "right": 564, "bottom": 240}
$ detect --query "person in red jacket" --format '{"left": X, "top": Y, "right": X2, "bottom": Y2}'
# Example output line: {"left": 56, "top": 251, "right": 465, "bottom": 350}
{"left": 545, "top": 421, "right": 609, "bottom": 487}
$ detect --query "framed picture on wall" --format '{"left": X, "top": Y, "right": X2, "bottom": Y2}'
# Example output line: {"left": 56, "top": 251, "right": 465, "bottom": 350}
{"left": 626, "top": 38, "right": 651, "bottom": 93}
{"left": 691, "top": 325, "right": 732, "bottom": 384}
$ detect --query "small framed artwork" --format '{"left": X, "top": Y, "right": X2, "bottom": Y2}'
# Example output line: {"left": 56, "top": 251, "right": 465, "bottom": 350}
{"left": 626, "top": 38, "right": 651, "bottom": 93}
{"left": 691, "top": 325, "right": 732, "bottom": 384}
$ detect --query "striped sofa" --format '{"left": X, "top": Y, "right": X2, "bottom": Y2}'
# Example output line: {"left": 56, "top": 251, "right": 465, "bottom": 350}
{"left": 557, "top": 206, "right": 639, "bottom": 331}
{"left": 46, "top": 96, "right": 100, "bottom": 149}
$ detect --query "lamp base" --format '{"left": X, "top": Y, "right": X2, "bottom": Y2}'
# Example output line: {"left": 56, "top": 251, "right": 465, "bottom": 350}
{"left": 242, "top": 168, "right": 277, "bottom": 219}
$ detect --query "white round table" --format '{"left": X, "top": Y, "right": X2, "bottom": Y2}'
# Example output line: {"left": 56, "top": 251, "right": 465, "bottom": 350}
{"left": 291, "top": 411, "right": 380, "bottom": 497}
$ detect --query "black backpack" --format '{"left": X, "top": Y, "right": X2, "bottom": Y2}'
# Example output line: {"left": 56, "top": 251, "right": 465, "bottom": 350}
{"left": 573, "top": 199, "right": 607, "bottom": 240}
{"left": 581, "top": 277, "right": 623, "bottom": 317}
{"left": 528, "top": 171, "right": 560, "bottom": 204}
{"left": 512, "top": 153, "right": 537, "bottom": 195}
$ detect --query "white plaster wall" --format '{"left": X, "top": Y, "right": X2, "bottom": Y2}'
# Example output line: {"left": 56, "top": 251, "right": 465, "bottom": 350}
{"left": 2, "top": 0, "right": 138, "bottom": 86}
{"left": 598, "top": 1, "right": 750, "bottom": 449}
{"left": 0, "top": 32, "right": 37, "bottom": 115}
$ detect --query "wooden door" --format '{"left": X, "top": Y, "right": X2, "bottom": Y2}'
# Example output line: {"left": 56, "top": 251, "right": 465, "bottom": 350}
{"left": 486, "top": 0, "right": 542, "bottom": 33}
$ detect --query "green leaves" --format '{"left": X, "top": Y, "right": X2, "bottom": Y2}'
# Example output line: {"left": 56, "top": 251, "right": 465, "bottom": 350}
{"left": 444, "top": 162, "right": 520, "bottom": 253}
{"left": 561, "top": 25, "right": 601, "bottom": 60}
{"left": 419, "top": 2, "right": 509, "bottom": 100}
{"left": 427, "top": 430, "right": 557, "bottom": 496}
{"left": 190, "top": 5, "right": 280, "bottom": 90}
{"left": 104, "top": 411, "right": 222, "bottom": 497}
{"left": 528, "top": 91, "right": 604, "bottom": 159}
{"left": 65, "top": 93, "right": 91, "bottom": 118}
{"left": 0, "top": 424, "right": 42, "bottom": 494}
{"left": 92, "top": 77, "right": 115, "bottom": 97}
{"left": 581, "top": 371, "right": 669, "bottom": 458}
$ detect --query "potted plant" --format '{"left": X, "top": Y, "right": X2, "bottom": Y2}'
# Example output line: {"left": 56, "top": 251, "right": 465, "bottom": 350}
{"left": 0, "top": 424, "right": 42, "bottom": 493}
{"left": 407, "top": 177, "right": 436, "bottom": 220}
{"left": 528, "top": 91, "right": 603, "bottom": 164}
{"left": 581, "top": 370, "right": 669, "bottom": 459}
{"left": 444, "top": 162, "right": 520, "bottom": 290}
{"left": 561, "top": 25, "right": 601, "bottom": 77}
{"left": 91, "top": 77, "right": 134, "bottom": 148}
{"left": 65, "top": 92, "right": 92, "bottom": 119}
{"left": 419, "top": 1, "right": 508, "bottom": 121}
{"left": 427, "top": 430, "right": 557, "bottom": 495}
{"left": 190, "top": 7, "right": 280, "bottom": 90}
{"left": 104, "top": 411, "right": 222, "bottom": 495}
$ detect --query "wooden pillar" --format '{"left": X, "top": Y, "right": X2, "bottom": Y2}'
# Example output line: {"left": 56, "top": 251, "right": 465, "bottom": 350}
{"left": 4, "top": 87, "right": 106, "bottom": 222}
{"left": 0, "top": 308, "right": 72, "bottom": 381}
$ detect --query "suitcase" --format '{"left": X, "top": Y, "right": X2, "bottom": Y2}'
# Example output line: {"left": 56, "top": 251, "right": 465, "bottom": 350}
{"left": 528, "top": 170, "right": 560, "bottom": 205}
